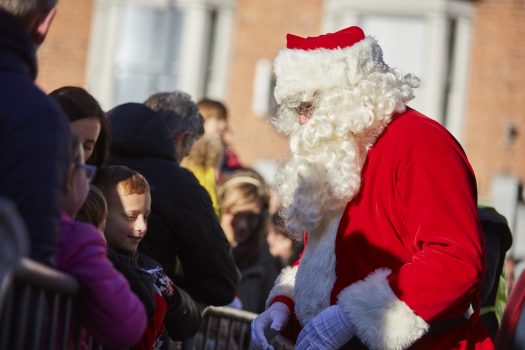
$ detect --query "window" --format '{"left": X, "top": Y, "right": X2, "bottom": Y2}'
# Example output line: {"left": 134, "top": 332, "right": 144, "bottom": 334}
{"left": 322, "top": 0, "right": 474, "bottom": 141}
{"left": 86, "top": 0, "right": 235, "bottom": 109}
{"left": 113, "top": 3, "right": 183, "bottom": 105}
{"left": 360, "top": 15, "right": 427, "bottom": 114}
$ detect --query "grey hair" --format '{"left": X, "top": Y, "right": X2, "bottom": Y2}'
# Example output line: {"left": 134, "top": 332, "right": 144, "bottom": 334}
{"left": 0, "top": 0, "right": 57, "bottom": 18}
{"left": 145, "top": 91, "right": 204, "bottom": 142}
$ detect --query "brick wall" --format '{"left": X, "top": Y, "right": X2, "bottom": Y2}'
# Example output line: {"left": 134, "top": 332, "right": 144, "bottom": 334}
{"left": 33, "top": 0, "right": 525, "bottom": 202}
{"left": 463, "top": 0, "right": 525, "bottom": 202}
{"left": 36, "top": 0, "right": 93, "bottom": 93}
{"left": 228, "top": 0, "right": 525, "bottom": 200}
{"left": 225, "top": 0, "right": 322, "bottom": 168}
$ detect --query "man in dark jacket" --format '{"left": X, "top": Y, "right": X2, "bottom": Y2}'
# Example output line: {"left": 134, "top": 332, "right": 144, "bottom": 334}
{"left": 107, "top": 95, "right": 239, "bottom": 307}
{"left": 0, "top": 1, "right": 70, "bottom": 265}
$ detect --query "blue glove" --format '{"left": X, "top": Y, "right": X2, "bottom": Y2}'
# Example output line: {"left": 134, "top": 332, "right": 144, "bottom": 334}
{"left": 251, "top": 302, "right": 291, "bottom": 350}
{"left": 295, "top": 305, "right": 355, "bottom": 350}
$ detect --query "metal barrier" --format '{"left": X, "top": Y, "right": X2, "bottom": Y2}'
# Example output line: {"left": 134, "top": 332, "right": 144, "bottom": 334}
{"left": 191, "top": 306, "right": 294, "bottom": 350}
{"left": 0, "top": 257, "right": 81, "bottom": 350}
{"left": 0, "top": 197, "right": 291, "bottom": 349}
{"left": 0, "top": 259, "right": 294, "bottom": 350}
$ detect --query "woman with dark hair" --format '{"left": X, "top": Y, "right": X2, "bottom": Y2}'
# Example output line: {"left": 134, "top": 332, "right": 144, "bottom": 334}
{"left": 50, "top": 86, "right": 110, "bottom": 167}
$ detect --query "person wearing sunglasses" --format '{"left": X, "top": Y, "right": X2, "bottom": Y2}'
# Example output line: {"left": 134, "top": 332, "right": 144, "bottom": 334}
{"left": 75, "top": 163, "right": 97, "bottom": 182}
{"left": 56, "top": 133, "right": 147, "bottom": 347}
{"left": 218, "top": 170, "right": 282, "bottom": 314}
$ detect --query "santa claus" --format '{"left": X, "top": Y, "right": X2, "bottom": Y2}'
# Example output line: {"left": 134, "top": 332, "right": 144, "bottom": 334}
{"left": 251, "top": 26, "right": 493, "bottom": 350}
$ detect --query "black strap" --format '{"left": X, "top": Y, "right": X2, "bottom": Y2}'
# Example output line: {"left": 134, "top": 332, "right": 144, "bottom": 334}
{"left": 427, "top": 303, "right": 475, "bottom": 335}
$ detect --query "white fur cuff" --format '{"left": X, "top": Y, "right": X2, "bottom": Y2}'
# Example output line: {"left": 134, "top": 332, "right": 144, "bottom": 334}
{"left": 337, "top": 268, "right": 429, "bottom": 350}
{"left": 265, "top": 265, "right": 298, "bottom": 308}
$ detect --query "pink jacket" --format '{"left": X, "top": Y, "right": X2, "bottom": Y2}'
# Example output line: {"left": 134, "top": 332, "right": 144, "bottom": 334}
{"left": 56, "top": 212, "right": 147, "bottom": 348}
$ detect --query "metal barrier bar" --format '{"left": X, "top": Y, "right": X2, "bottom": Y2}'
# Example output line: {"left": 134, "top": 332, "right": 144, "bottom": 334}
{"left": 48, "top": 293, "right": 61, "bottom": 349}
{"left": 14, "top": 258, "right": 79, "bottom": 295}
{"left": 0, "top": 257, "right": 81, "bottom": 349}
{"left": 202, "top": 306, "right": 258, "bottom": 321}
{"left": 61, "top": 297, "right": 74, "bottom": 349}
{"left": 31, "top": 289, "right": 46, "bottom": 350}
{"left": 0, "top": 257, "right": 294, "bottom": 350}
{"left": 238, "top": 320, "right": 248, "bottom": 350}
{"left": 192, "top": 306, "right": 294, "bottom": 350}
{"left": 14, "top": 284, "right": 31, "bottom": 350}
{"left": 0, "top": 287, "right": 14, "bottom": 349}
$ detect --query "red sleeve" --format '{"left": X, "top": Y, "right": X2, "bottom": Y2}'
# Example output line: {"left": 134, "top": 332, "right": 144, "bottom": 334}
{"left": 272, "top": 296, "right": 295, "bottom": 311}
{"left": 388, "top": 124, "right": 485, "bottom": 322}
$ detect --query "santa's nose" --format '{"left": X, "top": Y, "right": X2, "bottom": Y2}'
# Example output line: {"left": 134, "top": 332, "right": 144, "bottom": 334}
{"left": 298, "top": 114, "right": 310, "bottom": 125}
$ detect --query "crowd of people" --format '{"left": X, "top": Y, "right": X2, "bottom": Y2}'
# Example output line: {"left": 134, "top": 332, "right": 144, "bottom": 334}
{"left": 0, "top": 0, "right": 298, "bottom": 347}
{"left": 1, "top": 0, "right": 524, "bottom": 349}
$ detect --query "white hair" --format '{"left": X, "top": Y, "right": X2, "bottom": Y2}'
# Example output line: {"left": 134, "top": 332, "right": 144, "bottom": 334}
{"left": 274, "top": 68, "right": 419, "bottom": 239}
{"left": 0, "top": 0, "right": 57, "bottom": 18}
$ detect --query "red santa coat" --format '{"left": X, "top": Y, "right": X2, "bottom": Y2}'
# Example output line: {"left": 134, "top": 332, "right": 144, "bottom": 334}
{"left": 268, "top": 108, "right": 494, "bottom": 349}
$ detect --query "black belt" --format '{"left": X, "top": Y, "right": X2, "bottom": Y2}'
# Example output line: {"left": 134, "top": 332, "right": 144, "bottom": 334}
{"left": 427, "top": 302, "right": 475, "bottom": 334}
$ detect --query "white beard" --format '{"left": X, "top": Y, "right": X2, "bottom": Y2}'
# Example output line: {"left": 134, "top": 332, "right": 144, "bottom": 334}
{"left": 274, "top": 70, "right": 418, "bottom": 239}
{"left": 275, "top": 117, "right": 379, "bottom": 240}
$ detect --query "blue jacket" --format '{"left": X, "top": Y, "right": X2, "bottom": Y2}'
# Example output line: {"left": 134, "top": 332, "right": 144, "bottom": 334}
{"left": 0, "top": 10, "right": 70, "bottom": 265}
{"left": 107, "top": 103, "right": 240, "bottom": 306}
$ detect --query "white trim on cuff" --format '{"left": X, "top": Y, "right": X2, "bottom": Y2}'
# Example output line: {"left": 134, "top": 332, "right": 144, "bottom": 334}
{"left": 265, "top": 265, "right": 298, "bottom": 308}
{"left": 337, "top": 268, "right": 429, "bottom": 350}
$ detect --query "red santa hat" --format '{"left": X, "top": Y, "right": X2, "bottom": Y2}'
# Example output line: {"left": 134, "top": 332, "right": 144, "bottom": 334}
{"left": 273, "top": 26, "right": 384, "bottom": 104}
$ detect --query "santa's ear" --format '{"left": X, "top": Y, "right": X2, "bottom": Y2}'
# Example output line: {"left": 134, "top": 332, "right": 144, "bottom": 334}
{"left": 29, "top": 7, "right": 57, "bottom": 46}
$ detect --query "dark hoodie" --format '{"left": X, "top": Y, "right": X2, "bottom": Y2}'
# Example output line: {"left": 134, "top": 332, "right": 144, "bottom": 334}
{"left": 0, "top": 10, "right": 70, "bottom": 265}
{"left": 106, "top": 103, "right": 240, "bottom": 306}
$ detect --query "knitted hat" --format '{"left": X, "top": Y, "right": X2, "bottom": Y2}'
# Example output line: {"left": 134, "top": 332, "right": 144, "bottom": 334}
{"left": 273, "top": 26, "right": 385, "bottom": 103}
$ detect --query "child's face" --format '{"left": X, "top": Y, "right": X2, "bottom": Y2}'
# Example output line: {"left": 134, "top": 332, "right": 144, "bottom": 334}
{"left": 204, "top": 118, "right": 228, "bottom": 141}
{"left": 104, "top": 185, "right": 151, "bottom": 253}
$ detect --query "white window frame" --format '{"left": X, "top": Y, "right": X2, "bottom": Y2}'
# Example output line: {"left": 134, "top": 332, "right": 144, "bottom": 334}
{"left": 321, "top": 0, "right": 474, "bottom": 142}
{"left": 85, "top": 0, "right": 236, "bottom": 109}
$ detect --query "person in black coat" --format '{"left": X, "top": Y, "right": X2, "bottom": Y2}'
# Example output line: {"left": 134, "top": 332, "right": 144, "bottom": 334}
{"left": 0, "top": 2, "right": 71, "bottom": 265}
{"left": 106, "top": 94, "right": 239, "bottom": 307}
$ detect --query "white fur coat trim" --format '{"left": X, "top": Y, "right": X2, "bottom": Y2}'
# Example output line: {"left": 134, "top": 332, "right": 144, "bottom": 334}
{"left": 264, "top": 213, "right": 342, "bottom": 327}
{"left": 265, "top": 265, "right": 298, "bottom": 308}
{"left": 273, "top": 37, "right": 377, "bottom": 103}
{"left": 337, "top": 268, "right": 429, "bottom": 350}
{"left": 294, "top": 213, "right": 342, "bottom": 325}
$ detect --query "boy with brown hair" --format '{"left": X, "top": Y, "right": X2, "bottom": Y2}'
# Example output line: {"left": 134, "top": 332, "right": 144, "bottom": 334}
{"left": 94, "top": 165, "right": 200, "bottom": 349}
{"left": 56, "top": 136, "right": 146, "bottom": 348}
